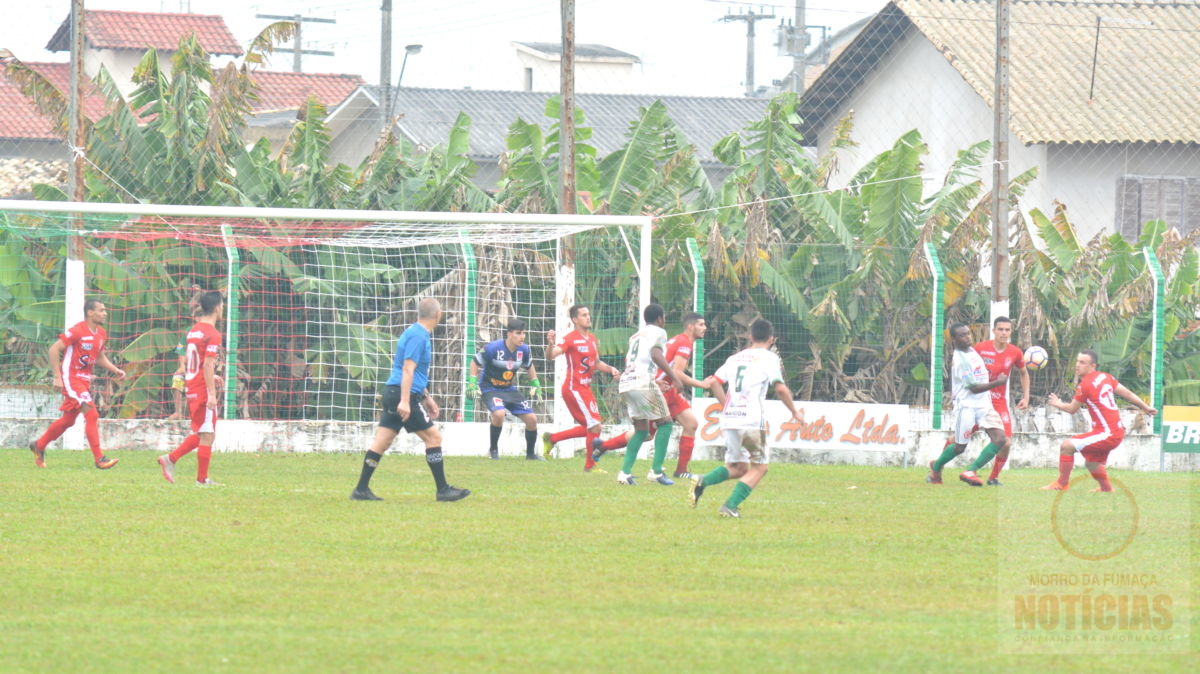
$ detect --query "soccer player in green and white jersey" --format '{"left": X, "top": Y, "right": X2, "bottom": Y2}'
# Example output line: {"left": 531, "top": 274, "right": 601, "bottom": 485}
{"left": 616, "top": 304, "right": 683, "bottom": 486}
{"left": 689, "top": 318, "right": 802, "bottom": 518}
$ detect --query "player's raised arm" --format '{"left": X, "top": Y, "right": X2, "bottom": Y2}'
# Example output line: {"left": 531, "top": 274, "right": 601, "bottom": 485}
{"left": 1114, "top": 384, "right": 1157, "bottom": 416}
{"left": 1046, "top": 392, "right": 1082, "bottom": 414}
{"left": 546, "top": 330, "right": 566, "bottom": 359}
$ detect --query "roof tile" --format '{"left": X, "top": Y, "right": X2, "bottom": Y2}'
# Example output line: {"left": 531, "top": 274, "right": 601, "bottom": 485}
{"left": 249, "top": 71, "right": 364, "bottom": 112}
{"left": 47, "top": 10, "right": 242, "bottom": 56}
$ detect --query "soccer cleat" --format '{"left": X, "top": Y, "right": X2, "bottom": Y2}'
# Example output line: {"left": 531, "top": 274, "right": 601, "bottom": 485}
{"left": 196, "top": 478, "right": 222, "bottom": 486}
{"left": 488, "top": 448, "right": 499, "bottom": 460}
{"left": 436, "top": 485, "right": 471, "bottom": 502}
{"left": 541, "top": 432, "right": 554, "bottom": 459}
{"left": 350, "top": 487, "right": 383, "bottom": 501}
{"left": 95, "top": 456, "right": 119, "bottom": 470}
{"left": 987, "top": 478, "right": 1003, "bottom": 487}
{"left": 672, "top": 471, "right": 694, "bottom": 480}
{"left": 688, "top": 476, "right": 705, "bottom": 508}
{"left": 647, "top": 470, "right": 675, "bottom": 486}
{"left": 718, "top": 504, "right": 740, "bottom": 518}
{"left": 584, "top": 464, "right": 607, "bottom": 474}
{"left": 958, "top": 470, "right": 983, "bottom": 487}
{"left": 1039, "top": 482, "right": 1068, "bottom": 491}
{"left": 925, "top": 460, "right": 942, "bottom": 485}
{"left": 157, "top": 454, "right": 176, "bottom": 484}
{"left": 616, "top": 471, "right": 637, "bottom": 486}
{"left": 29, "top": 440, "right": 45, "bottom": 468}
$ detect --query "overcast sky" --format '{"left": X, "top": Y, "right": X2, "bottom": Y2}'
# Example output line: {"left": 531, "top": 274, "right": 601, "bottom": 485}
{"left": 4, "top": 0, "right": 889, "bottom": 98}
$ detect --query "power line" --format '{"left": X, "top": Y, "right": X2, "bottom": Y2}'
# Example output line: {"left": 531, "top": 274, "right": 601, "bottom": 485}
{"left": 256, "top": 12, "right": 338, "bottom": 72}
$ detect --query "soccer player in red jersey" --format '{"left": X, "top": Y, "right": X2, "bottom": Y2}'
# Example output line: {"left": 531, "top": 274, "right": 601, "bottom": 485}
{"left": 30, "top": 299, "right": 125, "bottom": 468}
{"left": 1041, "top": 350, "right": 1155, "bottom": 492}
{"left": 542, "top": 304, "right": 621, "bottom": 471}
{"left": 158, "top": 291, "right": 224, "bottom": 486}
{"left": 592, "top": 312, "right": 709, "bottom": 478}
{"left": 967, "top": 316, "right": 1030, "bottom": 485}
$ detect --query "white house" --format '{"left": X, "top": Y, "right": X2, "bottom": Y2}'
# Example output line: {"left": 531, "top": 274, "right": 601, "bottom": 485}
{"left": 796, "top": 0, "right": 1200, "bottom": 241}
{"left": 513, "top": 42, "right": 641, "bottom": 94}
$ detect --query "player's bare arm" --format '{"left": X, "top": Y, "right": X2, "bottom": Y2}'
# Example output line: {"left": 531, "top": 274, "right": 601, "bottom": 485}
{"left": 968, "top": 373, "right": 1007, "bottom": 394}
{"left": 1046, "top": 392, "right": 1082, "bottom": 414}
{"left": 47, "top": 340, "right": 65, "bottom": 387}
{"left": 423, "top": 393, "right": 439, "bottom": 420}
{"left": 672, "top": 355, "right": 704, "bottom": 389}
{"left": 1017, "top": 366, "right": 1030, "bottom": 409}
{"left": 597, "top": 359, "right": 620, "bottom": 376}
{"left": 546, "top": 330, "right": 566, "bottom": 359}
{"left": 97, "top": 353, "right": 126, "bottom": 381}
{"left": 650, "top": 346, "right": 684, "bottom": 389}
{"left": 203, "top": 356, "right": 218, "bottom": 410}
{"left": 707, "top": 377, "right": 728, "bottom": 408}
{"left": 775, "top": 381, "right": 803, "bottom": 423}
{"left": 1115, "top": 384, "right": 1157, "bottom": 415}
{"left": 397, "top": 359, "right": 417, "bottom": 420}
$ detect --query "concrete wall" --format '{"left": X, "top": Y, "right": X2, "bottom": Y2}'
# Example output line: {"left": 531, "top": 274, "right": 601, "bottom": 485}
{"left": 5, "top": 409, "right": 1194, "bottom": 472}
{"left": 515, "top": 52, "right": 636, "bottom": 94}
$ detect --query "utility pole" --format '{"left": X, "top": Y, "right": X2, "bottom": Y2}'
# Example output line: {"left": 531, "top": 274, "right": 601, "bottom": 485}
{"left": 991, "top": 0, "right": 1010, "bottom": 321}
{"left": 721, "top": 8, "right": 775, "bottom": 97}
{"left": 66, "top": 0, "right": 85, "bottom": 327}
{"left": 560, "top": 0, "right": 576, "bottom": 216}
{"left": 792, "top": 0, "right": 808, "bottom": 93}
{"left": 256, "top": 12, "right": 336, "bottom": 73}
{"left": 380, "top": 0, "right": 392, "bottom": 130}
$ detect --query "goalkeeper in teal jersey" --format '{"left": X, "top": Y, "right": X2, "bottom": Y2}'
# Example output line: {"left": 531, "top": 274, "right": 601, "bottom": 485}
{"left": 468, "top": 318, "right": 544, "bottom": 460}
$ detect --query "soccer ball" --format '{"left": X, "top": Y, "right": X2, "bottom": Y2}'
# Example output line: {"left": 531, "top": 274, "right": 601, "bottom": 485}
{"left": 1023, "top": 345, "right": 1049, "bottom": 372}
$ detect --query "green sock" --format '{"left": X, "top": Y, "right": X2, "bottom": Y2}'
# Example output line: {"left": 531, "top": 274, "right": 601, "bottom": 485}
{"left": 932, "top": 443, "right": 960, "bottom": 472}
{"left": 621, "top": 430, "right": 648, "bottom": 475}
{"left": 651, "top": 423, "right": 673, "bottom": 474}
{"left": 968, "top": 443, "right": 1000, "bottom": 472}
{"left": 701, "top": 466, "right": 729, "bottom": 487}
{"left": 725, "top": 481, "right": 753, "bottom": 509}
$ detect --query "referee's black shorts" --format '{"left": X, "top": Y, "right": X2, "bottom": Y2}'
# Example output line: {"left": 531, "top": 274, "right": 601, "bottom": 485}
{"left": 379, "top": 386, "right": 434, "bottom": 433}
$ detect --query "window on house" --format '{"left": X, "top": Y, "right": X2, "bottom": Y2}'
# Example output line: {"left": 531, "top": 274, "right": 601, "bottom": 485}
{"left": 1116, "top": 175, "right": 1200, "bottom": 239}
{"left": 524, "top": 67, "right": 533, "bottom": 92}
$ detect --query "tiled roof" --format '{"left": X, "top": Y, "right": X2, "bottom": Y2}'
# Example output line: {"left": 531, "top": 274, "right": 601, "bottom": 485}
{"left": 46, "top": 10, "right": 243, "bottom": 56}
{"left": 0, "top": 62, "right": 109, "bottom": 141}
{"left": 514, "top": 42, "right": 640, "bottom": 62}
{"left": 359, "top": 86, "right": 768, "bottom": 164}
{"left": 800, "top": 0, "right": 1200, "bottom": 144}
{"left": 0, "top": 158, "right": 66, "bottom": 198}
{"left": 249, "top": 71, "right": 364, "bottom": 112}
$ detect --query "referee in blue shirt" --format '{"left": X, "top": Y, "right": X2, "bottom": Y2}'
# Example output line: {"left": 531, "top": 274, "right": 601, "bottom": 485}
{"left": 351, "top": 298, "right": 470, "bottom": 502}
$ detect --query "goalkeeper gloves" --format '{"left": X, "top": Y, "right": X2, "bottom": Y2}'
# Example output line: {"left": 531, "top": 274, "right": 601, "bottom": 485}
{"left": 465, "top": 380, "right": 480, "bottom": 398}
{"left": 528, "top": 377, "right": 542, "bottom": 401}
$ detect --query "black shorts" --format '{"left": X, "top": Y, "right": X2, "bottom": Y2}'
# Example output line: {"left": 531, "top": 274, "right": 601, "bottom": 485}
{"left": 379, "top": 386, "right": 434, "bottom": 434}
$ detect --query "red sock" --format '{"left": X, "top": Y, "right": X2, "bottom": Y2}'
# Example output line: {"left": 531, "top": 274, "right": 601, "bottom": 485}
{"left": 37, "top": 410, "right": 79, "bottom": 450}
{"left": 1088, "top": 464, "right": 1113, "bottom": 492}
{"left": 1057, "top": 456, "right": 1074, "bottom": 486}
{"left": 169, "top": 434, "right": 200, "bottom": 463}
{"left": 549, "top": 426, "right": 587, "bottom": 444}
{"left": 197, "top": 445, "right": 212, "bottom": 482}
{"left": 988, "top": 456, "right": 1007, "bottom": 481}
{"left": 674, "top": 435, "right": 695, "bottom": 474}
{"left": 584, "top": 431, "right": 599, "bottom": 468}
{"left": 601, "top": 433, "right": 629, "bottom": 451}
{"left": 83, "top": 407, "right": 102, "bottom": 461}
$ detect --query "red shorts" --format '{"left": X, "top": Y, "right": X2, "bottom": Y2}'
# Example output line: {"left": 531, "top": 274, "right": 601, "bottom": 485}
{"left": 994, "top": 404, "right": 1013, "bottom": 437}
{"left": 188, "top": 392, "right": 219, "bottom": 434}
{"left": 59, "top": 378, "right": 93, "bottom": 412}
{"left": 664, "top": 387, "right": 690, "bottom": 419}
{"left": 1072, "top": 430, "right": 1122, "bottom": 463}
{"left": 561, "top": 385, "right": 601, "bottom": 428}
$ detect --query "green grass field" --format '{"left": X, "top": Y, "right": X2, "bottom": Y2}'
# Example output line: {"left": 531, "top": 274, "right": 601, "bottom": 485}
{"left": 1, "top": 449, "right": 1195, "bottom": 673}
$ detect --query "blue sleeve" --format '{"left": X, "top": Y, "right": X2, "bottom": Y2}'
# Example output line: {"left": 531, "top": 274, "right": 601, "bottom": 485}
{"left": 474, "top": 346, "right": 489, "bottom": 367}
{"left": 519, "top": 345, "right": 533, "bottom": 370}
{"left": 401, "top": 332, "right": 425, "bottom": 364}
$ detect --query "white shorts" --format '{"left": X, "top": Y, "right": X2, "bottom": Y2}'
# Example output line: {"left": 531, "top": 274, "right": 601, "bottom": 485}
{"left": 951, "top": 406, "right": 1003, "bottom": 444}
{"left": 621, "top": 386, "right": 668, "bottom": 421}
{"left": 723, "top": 428, "right": 769, "bottom": 464}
